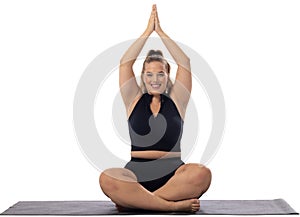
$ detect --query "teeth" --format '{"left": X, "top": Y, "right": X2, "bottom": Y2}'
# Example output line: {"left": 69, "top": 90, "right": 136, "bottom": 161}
{"left": 151, "top": 84, "right": 161, "bottom": 88}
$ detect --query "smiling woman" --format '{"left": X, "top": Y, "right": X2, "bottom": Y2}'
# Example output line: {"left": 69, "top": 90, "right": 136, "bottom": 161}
{"left": 99, "top": 4, "right": 211, "bottom": 212}
{"left": 140, "top": 50, "right": 172, "bottom": 96}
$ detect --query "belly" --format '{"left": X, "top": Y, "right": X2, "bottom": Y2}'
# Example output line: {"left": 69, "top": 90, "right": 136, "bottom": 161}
{"left": 131, "top": 150, "right": 181, "bottom": 159}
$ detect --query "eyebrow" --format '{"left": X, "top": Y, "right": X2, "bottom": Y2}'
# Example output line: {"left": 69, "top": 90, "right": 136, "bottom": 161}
{"left": 146, "top": 71, "right": 164, "bottom": 74}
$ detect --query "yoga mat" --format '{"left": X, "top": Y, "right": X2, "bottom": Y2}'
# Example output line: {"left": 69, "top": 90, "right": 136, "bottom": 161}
{"left": 1, "top": 199, "right": 298, "bottom": 215}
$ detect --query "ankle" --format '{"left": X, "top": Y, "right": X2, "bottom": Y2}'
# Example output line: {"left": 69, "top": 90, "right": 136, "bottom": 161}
{"left": 169, "top": 201, "right": 177, "bottom": 212}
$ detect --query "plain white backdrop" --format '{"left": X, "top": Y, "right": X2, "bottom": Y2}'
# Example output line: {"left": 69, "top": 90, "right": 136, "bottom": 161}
{"left": 0, "top": 0, "right": 299, "bottom": 214}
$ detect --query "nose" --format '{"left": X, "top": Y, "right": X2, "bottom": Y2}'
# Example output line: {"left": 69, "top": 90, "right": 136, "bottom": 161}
{"left": 152, "top": 74, "right": 158, "bottom": 82}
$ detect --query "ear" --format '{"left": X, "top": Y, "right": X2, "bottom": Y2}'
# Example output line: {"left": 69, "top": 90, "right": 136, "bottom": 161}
{"left": 165, "top": 71, "right": 170, "bottom": 80}
{"left": 166, "top": 71, "right": 170, "bottom": 78}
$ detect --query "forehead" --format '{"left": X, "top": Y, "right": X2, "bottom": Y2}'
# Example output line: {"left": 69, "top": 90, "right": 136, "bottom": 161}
{"left": 144, "top": 61, "right": 166, "bottom": 72}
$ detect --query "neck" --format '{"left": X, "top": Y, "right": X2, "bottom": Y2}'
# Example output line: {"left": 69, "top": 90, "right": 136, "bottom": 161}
{"left": 151, "top": 94, "right": 161, "bottom": 103}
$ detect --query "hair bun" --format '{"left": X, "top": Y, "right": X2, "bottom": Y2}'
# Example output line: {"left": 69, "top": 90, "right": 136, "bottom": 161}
{"left": 147, "top": 50, "right": 164, "bottom": 57}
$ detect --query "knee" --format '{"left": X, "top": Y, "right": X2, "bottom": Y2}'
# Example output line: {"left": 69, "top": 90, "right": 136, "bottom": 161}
{"left": 188, "top": 164, "right": 212, "bottom": 189}
{"left": 99, "top": 168, "right": 137, "bottom": 195}
{"left": 99, "top": 170, "right": 118, "bottom": 194}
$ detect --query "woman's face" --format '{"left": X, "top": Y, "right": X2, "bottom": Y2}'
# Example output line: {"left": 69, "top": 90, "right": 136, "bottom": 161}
{"left": 143, "top": 61, "right": 168, "bottom": 95}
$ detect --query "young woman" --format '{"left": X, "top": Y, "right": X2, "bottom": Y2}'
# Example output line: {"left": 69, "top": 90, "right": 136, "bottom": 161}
{"left": 99, "top": 5, "right": 211, "bottom": 212}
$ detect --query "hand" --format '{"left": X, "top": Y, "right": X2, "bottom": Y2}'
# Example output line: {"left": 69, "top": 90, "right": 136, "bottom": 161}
{"left": 145, "top": 5, "right": 155, "bottom": 34}
{"left": 153, "top": 4, "right": 163, "bottom": 34}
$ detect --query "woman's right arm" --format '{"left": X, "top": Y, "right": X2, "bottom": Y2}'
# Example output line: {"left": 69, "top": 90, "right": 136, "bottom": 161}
{"left": 119, "top": 5, "right": 155, "bottom": 113}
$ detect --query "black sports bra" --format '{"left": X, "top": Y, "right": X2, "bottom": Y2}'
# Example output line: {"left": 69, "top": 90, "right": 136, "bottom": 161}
{"left": 128, "top": 93, "right": 183, "bottom": 152}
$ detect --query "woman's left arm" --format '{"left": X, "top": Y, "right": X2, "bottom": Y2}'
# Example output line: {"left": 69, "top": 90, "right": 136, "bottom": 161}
{"left": 154, "top": 5, "right": 192, "bottom": 117}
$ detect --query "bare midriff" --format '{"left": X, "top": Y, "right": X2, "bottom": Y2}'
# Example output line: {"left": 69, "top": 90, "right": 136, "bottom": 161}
{"left": 131, "top": 150, "right": 181, "bottom": 159}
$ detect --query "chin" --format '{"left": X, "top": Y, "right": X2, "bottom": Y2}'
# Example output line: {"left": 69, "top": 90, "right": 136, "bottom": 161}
{"left": 147, "top": 89, "right": 164, "bottom": 95}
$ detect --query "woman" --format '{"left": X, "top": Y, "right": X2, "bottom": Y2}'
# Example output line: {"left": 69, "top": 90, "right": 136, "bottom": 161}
{"left": 99, "top": 5, "right": 211, "bottom": 212}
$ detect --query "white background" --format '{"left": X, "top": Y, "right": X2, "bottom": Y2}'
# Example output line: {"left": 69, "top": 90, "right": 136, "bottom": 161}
{"left": 0, "top": 0, "right": 299, "bottom": 214}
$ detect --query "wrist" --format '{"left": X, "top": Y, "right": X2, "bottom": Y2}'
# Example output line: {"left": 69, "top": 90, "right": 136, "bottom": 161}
{"left": 156, "top": 28, "right": 165, "bottom": 36}
{"left": 143, "top": 29, "right": 153, "bottom": 37}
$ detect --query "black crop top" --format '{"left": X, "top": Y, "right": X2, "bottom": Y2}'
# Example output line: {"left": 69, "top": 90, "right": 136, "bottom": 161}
{"left": 128, "top": 93, "right": 183, "bottom": 152}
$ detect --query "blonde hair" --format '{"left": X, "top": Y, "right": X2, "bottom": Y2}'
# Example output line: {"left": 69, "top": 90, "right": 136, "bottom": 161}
{"left": 140, "top": 50, "right": 173, "bottom": 94}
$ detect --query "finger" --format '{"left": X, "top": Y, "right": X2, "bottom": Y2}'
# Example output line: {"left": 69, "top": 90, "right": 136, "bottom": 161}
{"left": 152, "top": 4, "right": 156, "bottom": 12}
{"left": 150, "top": 8, "right": 155, "bottom": 18}
{"left": 150, "top": 12, "right": 155, "bottom": 20}
{"left": 154, "top": 6, "right": 159, "bottom": 19}
{"left": 155, "top": 11, "right": 159, "bottom": 24}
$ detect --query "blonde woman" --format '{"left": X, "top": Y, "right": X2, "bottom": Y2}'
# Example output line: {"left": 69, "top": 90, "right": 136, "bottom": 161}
{"left": 99, "top": 5, "right": 211, "bottom": 212}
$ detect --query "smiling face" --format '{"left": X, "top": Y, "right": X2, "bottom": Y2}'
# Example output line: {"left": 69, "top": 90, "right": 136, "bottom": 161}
{"left": 143, "top": 61, "right": 168, "bottom": 95}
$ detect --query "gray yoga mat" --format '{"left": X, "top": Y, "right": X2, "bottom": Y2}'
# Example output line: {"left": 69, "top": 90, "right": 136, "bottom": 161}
{"left": 1, "top": 199, "right": 298, "bottom": 215}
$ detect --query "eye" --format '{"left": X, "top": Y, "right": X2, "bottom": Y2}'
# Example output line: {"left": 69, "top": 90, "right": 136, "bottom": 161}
{"left": 158, "top": 72, "right": 165, "bottom": 77}
{"left": 146, "top": 72, "right": 153, "bottom": 77}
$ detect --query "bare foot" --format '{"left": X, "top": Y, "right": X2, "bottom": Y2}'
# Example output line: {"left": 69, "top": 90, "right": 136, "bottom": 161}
{"left": 172, "top": 199, "right": 200, "bottom": 212}
{"left": 115, "top": 199, "right": 200, "bottom": 213}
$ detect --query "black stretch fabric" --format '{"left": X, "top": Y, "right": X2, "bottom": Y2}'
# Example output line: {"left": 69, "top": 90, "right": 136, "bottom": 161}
{"left": 124, "top": 157, "right": 185, "bottom": 192}
{"left": 128, "top": 93, "right": 183, "bottom": 152}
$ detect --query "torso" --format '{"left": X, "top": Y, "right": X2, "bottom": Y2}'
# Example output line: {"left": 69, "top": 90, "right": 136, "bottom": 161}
{"left": 128, "top": 94, "right": 183, "bottom": 159}
{"left": 127, "top": 92, "right": 184, "bottom": 120}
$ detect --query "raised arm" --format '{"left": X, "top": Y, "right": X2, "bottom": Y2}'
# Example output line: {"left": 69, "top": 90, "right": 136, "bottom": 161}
{"left": 119, "top": 5, "right": 155, "bottom": 114}
{"left": 154, "top": 5, "right": 192, "bottom": 116}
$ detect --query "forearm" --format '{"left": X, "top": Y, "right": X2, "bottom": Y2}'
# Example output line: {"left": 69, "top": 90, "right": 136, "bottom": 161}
{"left": 120, "top": 30, "right": 152, "bottom": 67}
{"left": 157, "top": 30, "right": 190, "bottom": 70}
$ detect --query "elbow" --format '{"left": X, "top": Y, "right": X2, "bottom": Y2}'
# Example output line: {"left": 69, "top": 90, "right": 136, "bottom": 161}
{"left": 179, "top": 58, "right": 191, "bottom": 71}
{"left": 184, "top": 57, "right": 191, "bottom": 66}
{"left": 120, "top": 57, "right": 134, "bottom": 68}
{"left": 119, "top": 57, "right": 127, "bottom": 66}
{"left": 185, "top": 56, "right": 190, "bottom": 63}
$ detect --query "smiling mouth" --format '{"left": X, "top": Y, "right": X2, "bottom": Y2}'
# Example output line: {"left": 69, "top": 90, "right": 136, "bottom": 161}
{"left": 151, "top": 84, "right": 161, "bottom": 89}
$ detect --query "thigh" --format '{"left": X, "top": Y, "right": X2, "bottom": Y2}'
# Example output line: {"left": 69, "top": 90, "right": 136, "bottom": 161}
{"left": 152, "top": 163, "right": 211, "bottom": 200}
{"left": 174, "top": 163, "right": 212, "bottom": 193}
{"left": 102, "top": 168, "right": 138, "bottom": 182}
{"left": 175, "top": 163, "right": 204, "bottom": 175}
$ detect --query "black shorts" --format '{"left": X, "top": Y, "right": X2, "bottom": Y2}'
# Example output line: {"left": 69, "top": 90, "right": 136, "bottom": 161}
{"left": 124, "top": 157, "right": 185, "bottom": 192}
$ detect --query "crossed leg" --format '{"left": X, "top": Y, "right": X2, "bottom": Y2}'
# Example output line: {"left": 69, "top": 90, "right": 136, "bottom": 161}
{"left": 99, "top": 163, "right": 211, "bottom": 212}
{"left": 153, "top": 163, "right": 212, "bottom": 201}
